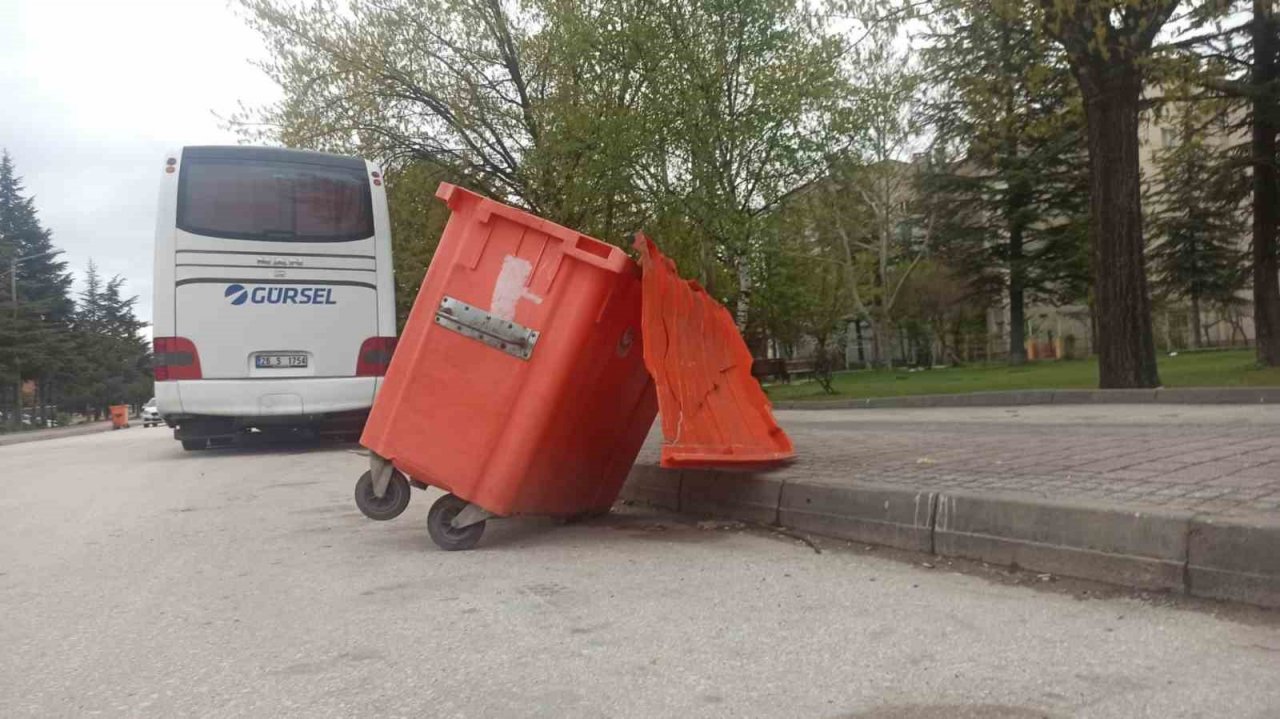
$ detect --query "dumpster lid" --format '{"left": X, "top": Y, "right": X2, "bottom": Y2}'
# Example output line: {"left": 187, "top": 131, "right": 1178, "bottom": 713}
{"left": 634, "top": 233, "right": 795, "bottom": 468}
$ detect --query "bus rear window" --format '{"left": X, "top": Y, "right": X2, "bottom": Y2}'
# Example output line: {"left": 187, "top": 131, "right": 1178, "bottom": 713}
{"left": 177, "top": 159, "right": 374, "bottom": 242}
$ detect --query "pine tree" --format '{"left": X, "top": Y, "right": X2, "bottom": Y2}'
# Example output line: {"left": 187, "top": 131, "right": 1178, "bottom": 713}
{"left": 1171, "top": 0, "right": 1280, "bottom": 364}
{"left": 1146, "top": 108, "right": 1249, "bottom": 348}
{"left": 63, "top": 262, "right": 152, "bottom": 417}
{"left": 921, "top": 0, "right": 1091, "bottom": 364}
{"left": 0, "top": 150, "right": 74, "bottom": 428}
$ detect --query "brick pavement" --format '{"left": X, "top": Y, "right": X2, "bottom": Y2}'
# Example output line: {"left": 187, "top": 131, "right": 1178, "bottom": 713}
{"left": 635, "top": 405, "right": 1280, "bottom": 518}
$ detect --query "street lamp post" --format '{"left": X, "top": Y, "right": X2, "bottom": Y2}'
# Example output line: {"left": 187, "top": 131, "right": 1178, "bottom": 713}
{"left": 2, "top": 243, "right": 62, "bottom": 428}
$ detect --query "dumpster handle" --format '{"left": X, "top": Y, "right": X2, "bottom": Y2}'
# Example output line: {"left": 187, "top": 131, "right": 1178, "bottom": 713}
{"left": 470, "top": 195, "right": 630, "bottom": 275}
{"left": 560, "top": 235, "right": 631, "bottom": 275}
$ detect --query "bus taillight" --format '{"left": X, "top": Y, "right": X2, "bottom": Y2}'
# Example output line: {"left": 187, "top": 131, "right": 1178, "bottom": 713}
{"left": 356, "top": 337, "right": 397, "bottom": 376}
{"left": 153, "top": 337, "right": 202, "bottom": 381}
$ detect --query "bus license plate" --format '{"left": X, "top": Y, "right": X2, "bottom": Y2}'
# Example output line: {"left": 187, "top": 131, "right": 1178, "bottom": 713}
{"left": 255, "top": 353, "right": 308, "bottom": 369}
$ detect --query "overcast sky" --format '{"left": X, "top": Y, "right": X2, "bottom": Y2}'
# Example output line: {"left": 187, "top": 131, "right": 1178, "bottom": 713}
{"left": 1, "top": 0, "right": 279, "bottom": 333}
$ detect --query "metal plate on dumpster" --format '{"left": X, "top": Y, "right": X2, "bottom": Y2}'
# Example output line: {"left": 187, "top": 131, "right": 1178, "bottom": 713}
{"left": 435, "top": 296, "right": 540, "bottom": 360}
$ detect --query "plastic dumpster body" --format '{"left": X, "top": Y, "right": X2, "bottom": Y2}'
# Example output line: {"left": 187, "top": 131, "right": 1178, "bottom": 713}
{"left": 635, "top": 234, "right": 794, "bottom": 467}
{"left": 356, "top": 184, "right": 657, "bottom": 549}
{"left": 109, "top": 405, "right": 129, "bottom": 430}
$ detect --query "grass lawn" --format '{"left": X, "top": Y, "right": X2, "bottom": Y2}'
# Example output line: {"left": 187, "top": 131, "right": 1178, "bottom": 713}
{"left": 765, "top": 349, "right": 1280, "bottom": 402}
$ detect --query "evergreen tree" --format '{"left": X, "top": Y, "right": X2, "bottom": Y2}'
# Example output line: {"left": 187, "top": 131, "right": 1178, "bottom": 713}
{"left": 0, "top": 150, "right": 74, "bottom": 427}
{"left": 1170, "top": 0, "right": 1280, "bottom": 364}
{"left": 1146, "top": 107, "right": 1249, "bottom": 348}
{"left": 63, "top": 261, "right": 152, "bottom": 416}
{"left": 921, "top": 0, "right": 1090, "bottom": 364}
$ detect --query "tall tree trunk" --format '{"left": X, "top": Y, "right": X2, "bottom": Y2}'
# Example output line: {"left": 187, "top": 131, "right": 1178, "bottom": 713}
{"left": 1253, "top": 0, "right": 1280, "bottom": 366}
{"left": 870, "top": 322, "right": 880, "bottom": 367}
{"left": 1001, "top": 23, "right": 1028, "bottom": 368}
{"left": 1189, "top": 295, "right": 1203, "bottom": 349}
{"left": 1078, "top": 64, "right": 1161, "bottom": 387}
{"left": 734, "top": 255, "right": 751, "bottom": 331}
{"left": 1008, "top": 222, "right": 1027, "bottom": 365}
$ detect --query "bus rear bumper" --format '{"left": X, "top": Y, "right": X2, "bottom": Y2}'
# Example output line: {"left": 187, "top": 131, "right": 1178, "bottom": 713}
{"left": 156, "top": 377, "right": 381, "bottom": 420}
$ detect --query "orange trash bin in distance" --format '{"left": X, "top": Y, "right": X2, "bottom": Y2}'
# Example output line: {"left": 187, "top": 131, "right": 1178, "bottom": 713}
{"left": 109, "top": 405, "right": 129, "bottom": 430}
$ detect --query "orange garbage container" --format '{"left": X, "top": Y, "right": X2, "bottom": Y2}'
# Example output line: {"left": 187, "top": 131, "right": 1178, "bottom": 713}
{"left": 355, "top": 183, "right": 658, "bottom": 550}
{"left": 109, "top": 405, "right": 129, "bottom": 429}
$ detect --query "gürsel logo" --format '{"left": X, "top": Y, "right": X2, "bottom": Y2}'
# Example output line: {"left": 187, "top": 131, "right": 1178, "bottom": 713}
{"left": 225, "top": 284, "right": 249, "bottom": 305}
{"left": 223, "top": 283, "right": 338, "bottom": 306}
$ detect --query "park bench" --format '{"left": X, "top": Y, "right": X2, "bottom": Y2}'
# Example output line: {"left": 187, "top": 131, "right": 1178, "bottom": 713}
{"left": 785, "top": 358, "right": 815, "bottom": 380}
{"left": 750, "top": 358, "right": 790, "bottom": 383}
{"left": 751, "top": 357, "right": 818, "bottom": 384}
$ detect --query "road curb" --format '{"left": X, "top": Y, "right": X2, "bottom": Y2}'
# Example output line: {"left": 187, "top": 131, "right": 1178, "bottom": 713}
{"left": 779, "top": 481, "right": 936, "bottom": 553}
{"left": 620, "top": 464, "right": 1280, "bottom": 609}
{"left": 0, "top": 421, "right": 116, "bottom": 448}
{"left": 1187, "top": 515, "right": 1280, "bottom": 607}
{"left": 772, "top": 387, "right": 1280, "bottom": 410}
{"left": 682, "top": 471, "right": 783, "bottom": 525}
{"left": 932, "top": 491, "right": 1190, "bottom": 593}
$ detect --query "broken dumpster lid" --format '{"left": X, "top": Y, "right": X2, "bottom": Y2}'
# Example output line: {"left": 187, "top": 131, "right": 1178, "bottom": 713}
{"left": 634, "top": 233, "right": 795, "bottom": 468}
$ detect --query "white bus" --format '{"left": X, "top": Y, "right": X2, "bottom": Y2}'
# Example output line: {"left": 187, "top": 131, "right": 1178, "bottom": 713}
{"left": 152, "top": 146, "right": 396, "bottom": 450}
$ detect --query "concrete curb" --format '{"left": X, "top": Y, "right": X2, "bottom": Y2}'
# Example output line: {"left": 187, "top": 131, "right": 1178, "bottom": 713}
{"left": 772, "top": 387, "right": 1280, "bottom": 411}
{"left": 0, "top": 421, "right": 116, "bottom": 448}
{"left": 933, "top": 491, "right": 1190, "bottom": 593}
{"left": 619, "top": 465, "right": 1280, "bottom": 609}
{"left": 1187, "top": 515, "right": 1280, "bottom": 608}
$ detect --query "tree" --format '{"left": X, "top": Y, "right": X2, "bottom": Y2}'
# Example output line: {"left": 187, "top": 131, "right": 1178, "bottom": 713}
{"left": 62, "top": 261, "right": 152, "bottom": 417}
{"left": 237, "top": 0, "right": 855, "bottom": 334}
{"left": 626, "top": 0, "right": 849, "bottom": 328}
{"left": 240, "top": 0, "right": 543, "bottom": 208}
{"left": 0, "top": 150, "right": 74, "bottom": 427}
{"left": 826, "top": 158, "right": 929, "bottom": 369}
{"left": 382, "top": 162, "right": 456, "bottom": 327}
{"left": 1165, "top": 0, "right": 1280, "bottom": 364}
{"left": 895, "top": 259, "right": 990, "bottom": 366}
{"left": 237, "top": 0, "right": 667, "bottom": 237}
{"left": 1250, "top": 0, "right": 1280, "bottom": 364}
{"left": 1146, "top": 104, "right": 1249, "bottom": 347}
{"left": 803, "top": 39, "right": 931, "bottom": 369}
{"left": 1037, "top": 0, "right": 1181, "bottom": 388}
{"left": 921, "top": 0, "right": 1090, "bottom": 364}
{"left": 754, "top": 205, "right": 850, "bottom": 381}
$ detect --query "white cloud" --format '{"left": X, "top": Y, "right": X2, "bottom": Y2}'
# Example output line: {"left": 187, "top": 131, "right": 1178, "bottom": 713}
{"left": 1, "top": 0, "right": 280, "bottom": 326}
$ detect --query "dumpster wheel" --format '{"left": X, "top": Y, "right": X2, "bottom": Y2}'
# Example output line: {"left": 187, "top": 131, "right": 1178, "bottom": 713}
{"left": 427, "top": 494, "right": 486, "bottom": 551}
{"left": 354, "top": 470, "right": 411, "bottom": 521}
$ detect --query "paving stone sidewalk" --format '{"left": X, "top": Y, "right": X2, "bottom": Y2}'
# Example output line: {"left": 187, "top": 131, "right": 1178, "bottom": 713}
{"left": 635, "top": 404, "right": 1280, "bottom": 518}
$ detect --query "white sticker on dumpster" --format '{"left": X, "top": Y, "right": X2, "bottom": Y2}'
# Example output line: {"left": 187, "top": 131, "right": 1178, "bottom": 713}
{"left": 491, "top": 255, "right": 544, "bottom": 321}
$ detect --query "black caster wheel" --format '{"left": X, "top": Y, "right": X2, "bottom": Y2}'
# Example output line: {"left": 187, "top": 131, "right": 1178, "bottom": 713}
{"left": 354, "top": 469, "right": 411, "bottom": 521}
{"left": 181, "top": 438, "right": 207, "bottom": 451}
{"left": 427, "top": 494, "right": 486, "bottom": 551}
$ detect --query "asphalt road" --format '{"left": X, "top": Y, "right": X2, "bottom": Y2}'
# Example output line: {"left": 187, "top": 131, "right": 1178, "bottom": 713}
{"left": 2, "top": 426, "right": 1279, "bottom": 718}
